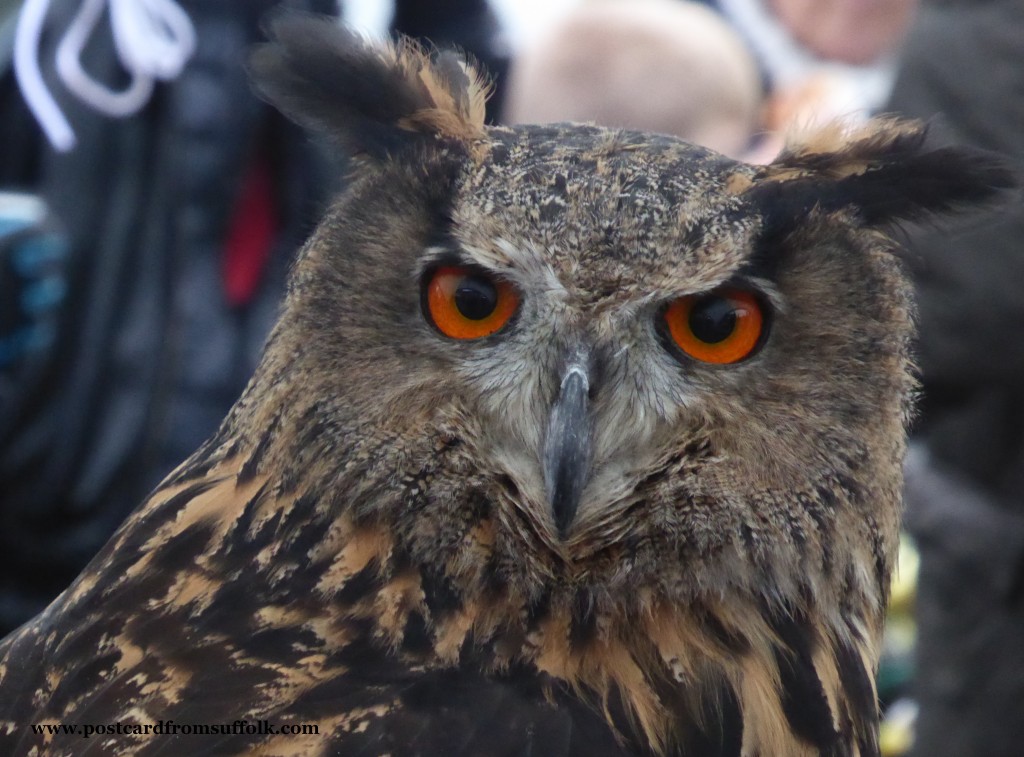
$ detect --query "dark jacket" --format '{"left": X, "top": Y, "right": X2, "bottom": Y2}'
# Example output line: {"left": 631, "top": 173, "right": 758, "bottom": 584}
{"left": 0, "top": 0, "right": 337, "bottom": 633}
{"left": 887, "top": 1, "right": 1024, "bottom": 754}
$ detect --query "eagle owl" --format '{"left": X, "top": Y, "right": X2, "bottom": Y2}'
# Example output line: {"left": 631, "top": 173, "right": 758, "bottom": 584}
{"left": 0, "top": 16, "right": 1012, "bottom": 757}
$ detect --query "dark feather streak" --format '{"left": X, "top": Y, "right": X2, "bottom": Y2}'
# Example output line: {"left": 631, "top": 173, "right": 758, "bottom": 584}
{"left": 765, "top": 604, "right": 843, "bottom": 751}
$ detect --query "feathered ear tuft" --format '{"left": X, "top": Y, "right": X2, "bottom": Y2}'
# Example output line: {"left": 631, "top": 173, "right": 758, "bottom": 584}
{"left": 248, "top": 13, "right": 491, "bottom": 159}
{"left": 751, "top": 118, "right": 1018, "bottom": 230}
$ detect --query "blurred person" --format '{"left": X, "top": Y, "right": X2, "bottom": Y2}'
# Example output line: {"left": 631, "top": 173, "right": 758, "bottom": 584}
{"left": 718, "top": 0, "right": 918, "bottom": 161}
{"left": 502, "top": 0, "right": 763, "bottom": 158}
{"left": 769, "top": 0, "right": 917, "bottom": 66}
{"left": 885, "top": 1, "right": 1024, "bottom": 755}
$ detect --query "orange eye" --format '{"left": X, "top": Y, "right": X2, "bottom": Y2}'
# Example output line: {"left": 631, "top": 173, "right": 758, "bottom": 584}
{"left": 424, "top": 265, "right": 520, "bottom": 339}
{"left": 663, "top": 288, "right": 765, "bottom": 364}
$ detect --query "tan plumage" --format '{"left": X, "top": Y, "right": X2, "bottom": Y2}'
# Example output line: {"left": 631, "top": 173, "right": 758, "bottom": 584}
{"left": 0, "top": 15, "right": 1014, "bottom": 757}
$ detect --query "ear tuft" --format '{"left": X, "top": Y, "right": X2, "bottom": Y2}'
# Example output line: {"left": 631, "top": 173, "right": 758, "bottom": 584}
{"left": 772, "top": 117, "right": 926, "bottom": 180}
{"left": 400, "top": 48, "right": 491, "bottom": 141}
{"left": 248, "top": 13, "right": 491, "bottom": 159}
{"left": 754, "top": 118, "right": 1018, "bottom": 228}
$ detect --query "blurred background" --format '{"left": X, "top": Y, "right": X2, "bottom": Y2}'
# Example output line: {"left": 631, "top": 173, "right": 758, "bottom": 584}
{"left": 1, "top": 1, "right": 1021, "bottom": 755}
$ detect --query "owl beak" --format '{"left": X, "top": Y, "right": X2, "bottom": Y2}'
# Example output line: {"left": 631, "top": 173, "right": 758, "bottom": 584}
{"left": 543, "top": 363, "right": 593, "bottom": 538}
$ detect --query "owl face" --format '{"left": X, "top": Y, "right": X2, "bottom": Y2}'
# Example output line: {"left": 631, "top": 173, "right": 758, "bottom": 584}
{"left": 269, "top": 119, "right": 909, "bottom": 618}
{"left": 441, "top": 126, "right": 910, "bottom": 547}
{"left": 247, "top": 18, "right": 1011, "bottom": 617}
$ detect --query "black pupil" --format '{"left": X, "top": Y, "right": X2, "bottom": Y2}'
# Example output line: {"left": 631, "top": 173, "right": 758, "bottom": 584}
{"left": 688, "top": 296, "right": 738, "bottom": 343}
{"left": 454, "top": 275, "right": 498, "bottom": 320}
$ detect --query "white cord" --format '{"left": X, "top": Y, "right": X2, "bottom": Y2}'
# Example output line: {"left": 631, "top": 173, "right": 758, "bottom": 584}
{"left": 14, "top": 0, "right": 196, "bottom": 152}
{"left": 56, "top": 0, "right": 151, "bottom": 119}
{"left": 14, "top": 0, "right": 75, "bottom": 151}
{"left": 114, "top": 0, "right": 195, "bottom": 77}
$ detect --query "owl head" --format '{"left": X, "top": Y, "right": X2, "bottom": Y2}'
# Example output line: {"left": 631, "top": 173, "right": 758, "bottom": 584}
{"left": 230, "top": 15, "right": 1013, "bottom": 752}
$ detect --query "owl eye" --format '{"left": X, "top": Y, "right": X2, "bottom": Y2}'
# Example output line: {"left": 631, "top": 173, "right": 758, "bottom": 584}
{"left": 662, "top": 288, "right": 766, "bottom": 364}
{"left": 424, "top": 265, "right": 520, "bottom": 339}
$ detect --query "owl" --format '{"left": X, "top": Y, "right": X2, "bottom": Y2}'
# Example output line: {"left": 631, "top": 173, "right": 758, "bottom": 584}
{"left": 0, "top": 15, "right": 1013, "bottom": 757}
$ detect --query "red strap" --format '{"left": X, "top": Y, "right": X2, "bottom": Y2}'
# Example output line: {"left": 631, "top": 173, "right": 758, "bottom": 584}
{"left": 222, "top": 155, "right": 278, "bottom": 306}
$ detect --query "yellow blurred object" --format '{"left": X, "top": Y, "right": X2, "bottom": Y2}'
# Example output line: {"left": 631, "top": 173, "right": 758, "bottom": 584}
{"left": 889, "top": 534, "right": 919, "bottom": 616}
{"left": 880, "top": 699, "right": 918, "bottom": 756}
{"left": 879, "top": 534, "right": 919, "bottom": 756}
